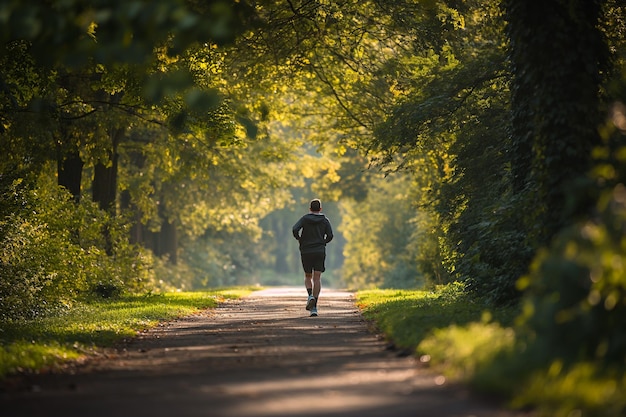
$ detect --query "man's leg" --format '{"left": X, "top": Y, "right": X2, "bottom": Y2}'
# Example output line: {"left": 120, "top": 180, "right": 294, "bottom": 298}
{"left": 305, "top": 271, "right": 316, "bottom": 311}
{"left": 312, "top": 270, "right": 322, "bottom": 300}
{"left": 310, "top": 253, "right": 324, "bottom": 315}
{"left": 308, "top": 270, "right": 321, "bottom": 316}
{"left": 304, "top": 272, "right": 313, "bottom": 295}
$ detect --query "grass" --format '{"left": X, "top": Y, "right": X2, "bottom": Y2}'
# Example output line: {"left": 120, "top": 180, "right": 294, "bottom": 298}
{"left": 356, "top": 283, "right": 626, "bottom": 417}
{"left": 356, "top": 283, "right": 517, "bottom": 350}
{"left": 5, "top": 283, "right": 625, "bottom": 415}
{"left": 0, "top": 287, "right": 258, "bottom": 378}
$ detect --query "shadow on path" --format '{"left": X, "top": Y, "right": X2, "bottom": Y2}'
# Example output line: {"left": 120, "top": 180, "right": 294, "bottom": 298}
{"left": 0, "top": 287, "right": 531, "bottom": 417}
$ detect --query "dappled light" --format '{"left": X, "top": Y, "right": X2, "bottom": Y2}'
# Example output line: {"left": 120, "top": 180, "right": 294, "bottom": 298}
{"left": 1, "top": 289, "right": 524, "bottom": 417}
{"left": 1, "top": 0, "right": 626, "bottom": 416}
{"left": 611, "top": 102, "right": 626, "bottom": 132}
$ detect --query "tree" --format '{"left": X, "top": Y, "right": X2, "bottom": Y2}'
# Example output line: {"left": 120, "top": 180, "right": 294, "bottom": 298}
{"left": 0, "top": 1, "right": 298, "bottom": 306}
{"left": 504, "top": 0, "right": 608, "bottom": 243}
{"left": 510, "top": 0, "right": 626, "bottom": 371}
{"left": 230, "top": 0, "right": 517, "bottom": 292}
{"left": 340, "top": 172, "right": 422, "bottom": 289}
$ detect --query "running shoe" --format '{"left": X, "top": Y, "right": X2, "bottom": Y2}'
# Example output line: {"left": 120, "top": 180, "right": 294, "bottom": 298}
{"left": 310, "top": 307, "right": 318, "bottom": 317}
{"left": 306, "top": 295, "right": 316, "bottom": 311}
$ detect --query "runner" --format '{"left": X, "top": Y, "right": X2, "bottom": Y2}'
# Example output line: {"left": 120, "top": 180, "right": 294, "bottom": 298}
{"left": 292, "top": 199, "right": 334, "bottom": 317}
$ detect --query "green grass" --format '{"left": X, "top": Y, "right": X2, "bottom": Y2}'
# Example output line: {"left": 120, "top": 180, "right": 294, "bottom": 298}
{"left": 356, "top": 283, "right": 517, "bottom": 350}
{"left": 356, "top": 283, "right": 626, "bottom": 417}
{"left": 0, "top": 287, "right": 258, "bottom": 378}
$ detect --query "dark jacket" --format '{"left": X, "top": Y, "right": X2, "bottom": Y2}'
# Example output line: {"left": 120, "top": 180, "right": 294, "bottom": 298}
{"left": 292, "top": 213, "right": 333, "bottom": 254}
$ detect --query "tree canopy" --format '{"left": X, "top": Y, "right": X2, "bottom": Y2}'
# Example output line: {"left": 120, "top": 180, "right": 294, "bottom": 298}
{"left": 2, "top": 3, "right": 626, "bottom": 411}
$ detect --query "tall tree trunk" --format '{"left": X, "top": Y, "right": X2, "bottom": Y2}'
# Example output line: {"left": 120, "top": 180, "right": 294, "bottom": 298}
{"left": 140, "top": 205, "right": 179, "bottom": 265}
{"left": 159, "top": 217, "right": 178, "bottom": 265}
{"left": 120, "top": 189, "right": 145, "bottom": 245}
{"left": 55, "top": 123, "right": 83, "bottom": 204}
{"left": 504, "top": 0, "right": 607, "bottom": 243}
{"left": 92, "top": 128, "right": 123, "bottom": 255}
{"left": 93, "top": 128, "right": 124, "bottom": 213}
{"left": 92, "top": 155, "right": 118, "bottom": 213}
{"left": 57, "top": 150, "right": 83, "bottom": 204}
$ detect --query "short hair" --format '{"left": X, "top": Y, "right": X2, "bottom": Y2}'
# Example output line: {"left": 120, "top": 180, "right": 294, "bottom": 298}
{"left": 309, "top": 199, "right": 322, "bottom": 212}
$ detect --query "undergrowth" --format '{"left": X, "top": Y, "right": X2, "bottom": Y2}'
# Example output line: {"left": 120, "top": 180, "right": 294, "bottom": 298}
{"left": 0, "top": 288, "right": 257, "bottom": 378}
{"left": 356, "top": 282, "right": 516, "bottom": 349}
{"left": 356, "top": 282, "right": 626, "bottom": 417}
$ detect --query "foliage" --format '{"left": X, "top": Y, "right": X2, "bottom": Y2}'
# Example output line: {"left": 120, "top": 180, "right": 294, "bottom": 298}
{"left": 303, "top": 0, "right": 529, "bottom": 298}
{"left": 456, "top": 193, "right": 537, "bottom": 303}
{"left": 0, "top": 0, "right": 307, "bottom": 309}
{"left": 517, "top": 186, "right": 626, "bottom": 366}
{"left": 503, "top": 0, "right": 608, "bottom": 243}
{"left": 0, "top": 288, "right": 254, "bottom": 378}
{"left": 356, "top": 282, "right": 514, "bottom": 349}
{"left": 340, "top": 173, "right": 422, "bottom": 289}
{"left": 507, "top": 122, "right": 626, "bottom": 415}
{"left": 358, "top": 284, "right": 626, "bottom": 416}
{"left": 417, "top": 310, "right": 626, "bottom": 417}
{"left": 0, "top": 173, "right": 153, "bottom": 320}
{"left": 418, "top": 321, "right": 515, "bottom": 382}
{"left": 0, "top": 0, "right": 252, "bottom": 70}
{"left": 511, "top": 363, "right": 626, "bottom": 417}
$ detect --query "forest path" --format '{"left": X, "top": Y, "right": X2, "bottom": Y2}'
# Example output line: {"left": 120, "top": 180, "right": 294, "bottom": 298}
{"left": 1, "top": 287, "right": 530, "bottom": 417}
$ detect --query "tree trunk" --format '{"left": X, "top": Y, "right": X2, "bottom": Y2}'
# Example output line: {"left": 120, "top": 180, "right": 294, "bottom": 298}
{"left": 92, "top": 128, "right": 124, "bottom": 213}
{"left": 504, "top": 0, "right": 607, "bottom": 243}
{"left": 92, "top": 128, "right": 124, "bottom": 256}
{"left": 92, "top": 154, "right": 118, "bottom": 213}
{"left": 120, "top": 189, "right": 145, "bottom": 245}
{"left": 159, "top": 217, "right": 178, "bottom": 265}
{"left": 135, "top": 197, "right": 179, "bottom": 265}
{"left": 55, "top": 122, "right": 83, "bottom": 204}
{"left": 57, "top": 150, "right": 84, "bottom": 204}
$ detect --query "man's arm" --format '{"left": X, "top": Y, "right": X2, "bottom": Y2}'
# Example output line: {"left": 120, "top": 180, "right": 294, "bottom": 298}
{"left": 292, "top": 218, "right": 303, "bottom": 240}
{"left": 324, "top": 219, "right": 334, "bottom": 244}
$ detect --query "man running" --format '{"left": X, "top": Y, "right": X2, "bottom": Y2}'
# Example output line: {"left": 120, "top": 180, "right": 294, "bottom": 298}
{"left": 292, "top": 199, "right": 334, "bottom": 317}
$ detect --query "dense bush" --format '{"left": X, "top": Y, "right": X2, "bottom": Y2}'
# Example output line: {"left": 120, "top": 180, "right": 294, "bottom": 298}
{"left": 519, "top": 183, "right": 626, "bottom": 367}
{"left": 517, "top": 84, "right": 626, "bottom": 367}
{"left": 0, "top": 175, "right": 153, "bottom": 320}
{"left": 457, "top": 192, "right": 538, "bottom": 304}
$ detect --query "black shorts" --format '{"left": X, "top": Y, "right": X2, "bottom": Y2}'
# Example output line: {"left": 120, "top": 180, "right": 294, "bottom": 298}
{"left": 300, "top": 252, "right": 326, "bottom": 273}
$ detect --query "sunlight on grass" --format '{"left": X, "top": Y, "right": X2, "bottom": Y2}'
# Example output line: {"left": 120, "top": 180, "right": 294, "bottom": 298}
{"left": 417, "top": 321, "right": 515, "bottom": 380}
{"left": 0, "top": 288, "right": 257, "bottom": 378}
{"left": 0, "top": 341, "right": 81, "bottom": 377}
{"left": 356, "top": 284, "right": 626, "bottom": 417}
{"left": 356, "top": 283, "right": 514, "bottom": 349}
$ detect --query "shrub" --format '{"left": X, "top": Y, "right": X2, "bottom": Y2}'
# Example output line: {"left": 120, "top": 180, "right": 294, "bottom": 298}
{"left": 0, "top": 176, "right": 154, "bottom": 319}
{"left": 518, "top": 184, "right": 626, "bottom": 367}
{"left": 0, "top": 180, "right": 87, "bottom": 319}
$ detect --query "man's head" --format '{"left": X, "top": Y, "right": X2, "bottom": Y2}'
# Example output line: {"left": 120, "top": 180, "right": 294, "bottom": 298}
{"left": 309, "top": 199, "right": 322, "bottom": 212}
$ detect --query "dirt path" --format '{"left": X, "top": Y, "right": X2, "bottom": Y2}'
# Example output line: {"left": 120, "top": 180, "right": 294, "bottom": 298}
{"left": 1, "top": 288, "right": 530, "bottom": 417}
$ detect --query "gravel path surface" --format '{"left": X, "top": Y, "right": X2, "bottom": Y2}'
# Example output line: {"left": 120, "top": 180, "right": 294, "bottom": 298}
{"left": 0, "top": 287, "right": 531, "bottom": 417}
